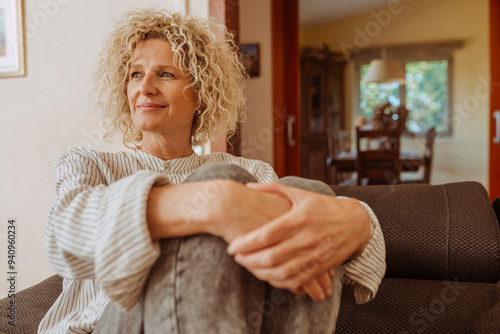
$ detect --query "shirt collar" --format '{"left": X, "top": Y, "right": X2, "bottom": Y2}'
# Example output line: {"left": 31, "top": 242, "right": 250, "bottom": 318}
{"left": 126, "top": 147, "right": 202, "bottom": 172}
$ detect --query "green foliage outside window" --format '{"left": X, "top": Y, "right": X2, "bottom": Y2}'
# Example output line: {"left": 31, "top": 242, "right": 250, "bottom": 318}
{"left": 360, "top": 60, "right": 448, "bottom": 134}
{"left": 360, "top": 66, "right": 400, "bottom": 119}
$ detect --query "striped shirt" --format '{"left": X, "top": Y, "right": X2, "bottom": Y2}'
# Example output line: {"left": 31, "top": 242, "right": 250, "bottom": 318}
{"left": 39, "top": 147, "right": 386, "bottom": 333}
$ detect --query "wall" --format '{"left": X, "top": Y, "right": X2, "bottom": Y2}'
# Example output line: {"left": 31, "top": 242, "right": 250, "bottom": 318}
{"left": 239, "top": 0, "right": 274, "bottom": 165}
{"left": 0, "top": 0, "right": 206, "bottom": 297}
{"left": 301, "top": 0, "right": 490, "bottom": 187}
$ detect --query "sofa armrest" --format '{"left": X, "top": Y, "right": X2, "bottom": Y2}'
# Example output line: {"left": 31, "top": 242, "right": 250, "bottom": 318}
{"left": 0, "top": 275, "right": 63, "bottom": 334}
{"left": 333, "top": 182, "right": 500, "bottom": 283}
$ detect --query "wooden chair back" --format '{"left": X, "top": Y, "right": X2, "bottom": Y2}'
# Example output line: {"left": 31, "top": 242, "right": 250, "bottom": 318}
{"left": 422, "top": 127, "right": 437, "bottom": 184}
{"left": 326, "top": 128, "right": 340, "bottom": 160}
{"left": 356, "top": 127, "right": 401, "bottom": 185}
{"left": 326, "top": 128, "right": 352, "bottom": 185}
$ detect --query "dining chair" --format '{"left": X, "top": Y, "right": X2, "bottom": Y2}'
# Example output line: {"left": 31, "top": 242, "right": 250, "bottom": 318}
{"left": 326, "top": 128, "right": 355, "bottom": 185}
{"left": 422, "top": 127, "right": 437, "bottom": 183}
{"left": 326, "top": 128, "right": 343, "bottom": 184}
{"left": 356, "top": 126, "right": 401, "bottom": 185}
{"left": 402, "top": 127, "right": 436, "bottom": 184}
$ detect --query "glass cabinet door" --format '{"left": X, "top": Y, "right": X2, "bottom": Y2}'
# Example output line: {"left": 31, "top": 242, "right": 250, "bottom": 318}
{"left": 328, "top": 73, "right": 341, "bottom": 132}
{"left": 308, "top": 70, "right": 325, "bottom": 134}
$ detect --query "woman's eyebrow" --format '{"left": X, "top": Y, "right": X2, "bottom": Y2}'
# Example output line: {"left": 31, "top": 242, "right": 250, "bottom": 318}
{"left": 154, "top": 64, "right": 179, "bottom": 72}
{"left": 129, "top": 64, "right": 179, "bottom": 73}
{"left": 129, "top": 64, "right": 143, "bottom": 71}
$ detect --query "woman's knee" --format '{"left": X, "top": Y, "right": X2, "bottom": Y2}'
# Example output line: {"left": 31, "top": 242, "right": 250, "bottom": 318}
{"left": 278, "top": 176, "right": 336, "bottom": 196}
{"left": 184, "top": 163, "right": 258, "bottom": 184}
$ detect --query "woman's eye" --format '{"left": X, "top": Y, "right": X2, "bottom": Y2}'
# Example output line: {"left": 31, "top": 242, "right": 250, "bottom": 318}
{"left": 160, "top": 71, "right": 174, "bottom": 78}
{"left": 130, "top": 72, "right": 143, "bottom": 79}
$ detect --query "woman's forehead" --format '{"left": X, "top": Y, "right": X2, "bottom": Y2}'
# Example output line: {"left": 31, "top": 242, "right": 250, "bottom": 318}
{"left": 132, "top": 39, "right": 174, "bottom": 59}
{"left": 129, "top": 39, "right": 191, "bottom": 78}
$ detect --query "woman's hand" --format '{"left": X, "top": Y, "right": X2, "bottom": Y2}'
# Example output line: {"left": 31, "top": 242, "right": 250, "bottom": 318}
{"left": 198, "top": 180, "right": 336, "bottom": 301}
{"left": 227, "top": 182, "right": 372, "bottom": 293}
{"left": 148, "top": 180, "right": 338, "bottom": 301}
{"left": 202, "top": 179, "right": 292, "bottom": 241}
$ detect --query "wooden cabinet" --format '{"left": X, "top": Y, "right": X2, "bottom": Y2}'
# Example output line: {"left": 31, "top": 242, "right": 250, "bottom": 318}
{"left": 300, "top": 46, "right": 346, "bottom": 183}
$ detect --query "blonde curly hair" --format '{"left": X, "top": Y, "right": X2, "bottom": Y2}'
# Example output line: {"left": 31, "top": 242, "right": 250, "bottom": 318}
{"left": 94, "top": 9, "right": 247, "bottom": 147}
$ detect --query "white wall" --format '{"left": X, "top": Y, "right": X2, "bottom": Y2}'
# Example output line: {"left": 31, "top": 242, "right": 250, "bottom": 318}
{"left": 0, "top": 0, "right": 207, "bottom": 297}
{"left": 239, "top": 0, "right": 274, "bottom": 165}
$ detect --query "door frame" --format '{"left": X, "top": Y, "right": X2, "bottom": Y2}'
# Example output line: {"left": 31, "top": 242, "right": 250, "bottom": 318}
{"left": 490, "top": 0, "right": 500, "bottom": 200}
{"left": 271, "top": 0, "right": 300, "bottom": 177}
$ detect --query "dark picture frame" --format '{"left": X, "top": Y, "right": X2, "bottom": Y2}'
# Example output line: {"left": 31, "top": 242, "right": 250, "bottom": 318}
{"left": 240, "top": 43, "right": 260, "bottom": 77}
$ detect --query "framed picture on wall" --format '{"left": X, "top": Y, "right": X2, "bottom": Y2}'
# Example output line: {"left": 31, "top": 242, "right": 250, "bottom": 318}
{"left": 240, "top": 43, "right": 260, "bottom": 77}
{"left": 0, "top": 0, "right": 25, "bottom": 77}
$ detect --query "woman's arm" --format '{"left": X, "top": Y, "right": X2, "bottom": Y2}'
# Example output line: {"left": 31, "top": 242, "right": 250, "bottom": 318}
{"left": 48, "top": 150, "right": 294, "bottom": 310}
{"left": 48, "top": 149, "right": 334, "bottom": 308}
{"left": 147, "top": 178, "right": 334, "bottom": 301}
{"left": 146, "top": 179, "right": 291, "bottom": 241}
{"left": 47, "top": 149, "right": 171, "bottom": 310}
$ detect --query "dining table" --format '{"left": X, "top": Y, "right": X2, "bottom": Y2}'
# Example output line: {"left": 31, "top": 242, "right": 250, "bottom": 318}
{"left": 327, "top": 148, "right": 425, "bottom": 183}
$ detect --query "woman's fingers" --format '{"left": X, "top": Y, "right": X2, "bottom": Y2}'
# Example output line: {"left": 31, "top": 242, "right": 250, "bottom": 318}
{"left": 227, "top": 210, "right": 297, "bottom": 255}
{"left": 301, "top": 272, "right": 333, "bottom": 301}
{"left": 246, "top": 182, "right": 298, "bottom": 201}
{"left": 315, "top": 272, "right": 333, "bottom": 297}
{"left": 232, "top": 225, "right": 310, "bottom": 268}
{"left": 300, "top": 278, "right": 326, "bottom": 301}
{"left": 250, "top": 265, "right": 334, "bottom": 301}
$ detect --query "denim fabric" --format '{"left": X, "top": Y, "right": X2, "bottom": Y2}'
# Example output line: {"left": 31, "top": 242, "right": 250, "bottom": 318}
{"left": 94, "top": 164, "right": 342, "bottom": 334}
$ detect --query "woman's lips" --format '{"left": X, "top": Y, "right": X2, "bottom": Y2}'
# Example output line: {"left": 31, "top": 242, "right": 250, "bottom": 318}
{"left": 136, "top": 103, "right": 166, "bottom": 111}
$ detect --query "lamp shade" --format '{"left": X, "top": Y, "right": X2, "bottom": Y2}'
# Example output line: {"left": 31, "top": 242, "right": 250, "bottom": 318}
{"left": 364, "top": 59, "right": 406, "bottom": 84}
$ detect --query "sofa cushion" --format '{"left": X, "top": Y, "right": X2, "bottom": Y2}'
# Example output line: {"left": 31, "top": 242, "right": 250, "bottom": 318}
{"left": 0, "top": 275, "right": 63, "bottom": 334}
{"left": 333, "top": 182, "right": 500, "bottom": 283}
{"left": 471, "top": 280, "right": 500, "bottom": 333}
{"left": 336, "top": 278, "right": 497, "bottom": 334}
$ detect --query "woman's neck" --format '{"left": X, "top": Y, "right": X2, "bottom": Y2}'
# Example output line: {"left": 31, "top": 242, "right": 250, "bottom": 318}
{"left": 139, "top": 136, "right": 193, "bottom": 161}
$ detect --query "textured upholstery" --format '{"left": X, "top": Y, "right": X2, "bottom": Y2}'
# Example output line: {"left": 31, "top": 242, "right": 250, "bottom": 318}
{"left": 333, "top": 182, "right": 500, "bottom": 283}
{"left": 0, "top": 182, "right": 498, "bottom": 333}
{"left": 0, "top": 275, "right": 63, "bottom": 334}
{"left": 333, "top": 182, "right": 500, "bottom": 333}
{"left": 471, "top": 280, "right": 500, "bottom": 333}
{"left": 337, "top": 279, "right": 496, "bottom": 334}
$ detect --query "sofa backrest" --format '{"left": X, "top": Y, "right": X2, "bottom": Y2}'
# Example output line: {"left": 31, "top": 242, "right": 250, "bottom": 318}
{"left": 333, "top": 181, "right": 500, "bottom": 283}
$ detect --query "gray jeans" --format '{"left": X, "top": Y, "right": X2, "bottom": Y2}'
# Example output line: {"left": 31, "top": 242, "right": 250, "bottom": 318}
{"left": 94, "top": 164, "right": 342, "bottom": 334}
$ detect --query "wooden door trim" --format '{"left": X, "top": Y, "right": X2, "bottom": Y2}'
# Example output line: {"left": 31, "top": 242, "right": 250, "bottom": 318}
{"left": 490, "top": 0, "right": 500, "bottom": 200}
{"left": 271, "top": 0, "right": 300, "bottom": 177}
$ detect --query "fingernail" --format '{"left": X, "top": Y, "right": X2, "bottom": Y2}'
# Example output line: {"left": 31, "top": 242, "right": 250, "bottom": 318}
{"left": 318, "top": 291, "right": 325, "bottom": 301}
{"left": 326, "top": 288, "right": 332, "bottom": 296}
{"left": 227, "top": 245, "right": 235, "bottom": 255}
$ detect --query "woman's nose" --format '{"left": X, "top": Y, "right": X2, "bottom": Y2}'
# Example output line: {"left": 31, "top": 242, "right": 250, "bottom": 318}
{"left": 140, "top": 74, "right": 158, "bottom": 95}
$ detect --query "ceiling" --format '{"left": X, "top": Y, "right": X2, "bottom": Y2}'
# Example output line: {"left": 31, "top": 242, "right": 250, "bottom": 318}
{"left": 300, "top": 0, "right": 411, "bottom": 28}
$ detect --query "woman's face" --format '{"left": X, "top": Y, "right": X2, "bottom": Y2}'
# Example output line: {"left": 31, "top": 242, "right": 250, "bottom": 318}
{"left": 127, "top": 39, "right": 197, "bottom": 142}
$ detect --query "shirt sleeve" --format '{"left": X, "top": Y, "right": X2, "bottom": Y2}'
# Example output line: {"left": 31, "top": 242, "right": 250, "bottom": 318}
{"left": 254, "top": 161, "right": 279, "bottom": 182}
{"left": 45, "top": 148, "right": 170, "bottom": 311}
{"left": 341, "top": 198, "right": 386, "bottom": 304}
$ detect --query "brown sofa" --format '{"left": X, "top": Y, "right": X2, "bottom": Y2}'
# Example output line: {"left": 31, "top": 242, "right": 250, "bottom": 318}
{"left": 1, "top": 181, "right": 499, "bottom": 333}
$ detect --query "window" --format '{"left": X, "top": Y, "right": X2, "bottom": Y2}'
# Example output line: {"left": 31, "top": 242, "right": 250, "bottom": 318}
{"left": 352, "top": 41, "right": 463, "bottom": 135}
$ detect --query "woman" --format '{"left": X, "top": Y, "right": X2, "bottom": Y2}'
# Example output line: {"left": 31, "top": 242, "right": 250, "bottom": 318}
{"left": 39, "top": 9, "right": 385, "bottom": 333}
